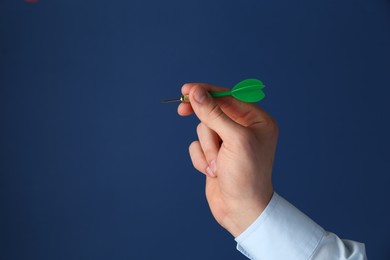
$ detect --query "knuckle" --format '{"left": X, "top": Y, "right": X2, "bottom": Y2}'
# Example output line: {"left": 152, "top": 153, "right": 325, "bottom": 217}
{"left": 193, "top": 162, "right": 204, "bottom": 173}
{"left": 188, "top": 141, "right": 206, "bottom": 173}
{"left": 196, "top": 123, "right": 203, "bottom": 135}
{"left": 265, "top": 116, "right": 279, "bottom": 134}
{"left": 258, "top": 115, "right": 279, "bottom": 134}
{"left": 188, "top": 141, "right": 197, "bottom": 155}
{"left": 206, "top": 103, "right": 224, "bottom": 123}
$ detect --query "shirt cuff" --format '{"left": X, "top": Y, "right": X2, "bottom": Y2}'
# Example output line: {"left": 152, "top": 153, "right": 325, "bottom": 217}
{"left": 235, "top": 192, "right": 325, "bottom": 260}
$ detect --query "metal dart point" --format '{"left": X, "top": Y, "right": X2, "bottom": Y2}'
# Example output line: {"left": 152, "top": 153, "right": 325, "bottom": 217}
{"left": 161, "top": 95, "right": 190, "bottom": 103}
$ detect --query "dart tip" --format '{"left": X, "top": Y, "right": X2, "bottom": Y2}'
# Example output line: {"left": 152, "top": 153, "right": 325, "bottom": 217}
{"left": 161, "top": 98, "right": 181, "bottom": 103}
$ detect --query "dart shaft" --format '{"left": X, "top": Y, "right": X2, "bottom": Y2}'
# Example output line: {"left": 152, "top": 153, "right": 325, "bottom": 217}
{"left": 164, "top": 91, "right": 231, "bottom": 103}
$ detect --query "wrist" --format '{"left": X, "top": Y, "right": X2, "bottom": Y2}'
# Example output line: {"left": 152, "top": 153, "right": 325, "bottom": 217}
{"left": 223, "top": 189, "right": 274, "bottom": 237}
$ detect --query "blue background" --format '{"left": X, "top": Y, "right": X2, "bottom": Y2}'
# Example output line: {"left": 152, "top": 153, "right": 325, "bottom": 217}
{"left": 1, "top": 0, "right": 389, "bottom": 259}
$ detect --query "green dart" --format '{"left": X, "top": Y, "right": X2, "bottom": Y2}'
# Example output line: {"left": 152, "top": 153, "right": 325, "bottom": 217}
{"left": 161, "top": 78, "right": 265, "bottom": 103}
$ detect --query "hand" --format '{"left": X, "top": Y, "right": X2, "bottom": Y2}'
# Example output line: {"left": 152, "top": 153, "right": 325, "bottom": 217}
{"left": 178, "top": 83, "right": 278, "bottom": 237}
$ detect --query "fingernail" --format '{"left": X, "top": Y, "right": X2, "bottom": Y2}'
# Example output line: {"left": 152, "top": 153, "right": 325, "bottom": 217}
{"left": 194, "top": 87, "right": 207, "bottom": 104}
{"left": 206, "top": 166, "right": 215, "bottom": 177}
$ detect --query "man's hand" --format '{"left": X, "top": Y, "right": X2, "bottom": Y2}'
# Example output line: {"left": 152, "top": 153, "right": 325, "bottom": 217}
{"left": 178, "top": 83, "right": 278, "bottom": 237}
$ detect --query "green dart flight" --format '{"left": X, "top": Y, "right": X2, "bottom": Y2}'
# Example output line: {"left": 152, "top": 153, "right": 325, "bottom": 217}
{"left": 161, "top": 78, "right": 265, "bottom": 103}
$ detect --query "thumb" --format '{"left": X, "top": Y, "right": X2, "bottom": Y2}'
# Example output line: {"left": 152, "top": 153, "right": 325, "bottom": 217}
{"left": 189, "top": 85, "right": 243, "bottom": 140}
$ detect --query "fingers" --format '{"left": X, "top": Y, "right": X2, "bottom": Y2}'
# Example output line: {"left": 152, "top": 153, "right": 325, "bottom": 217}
{"left": 197, "top": 123, "right": 219, "bottom": 175}
{"left": 189, "top": 141, "right": 216, "bottom": 177}
{"left": 218, "top": 97, "right": 273, "bottom": 128}
{"left": 178, "top": 83, "right": 275, "bottom": 132}
{"left": 177, "top": 102, "right": 193, "bottom": 116}
{"left": 189, "top": 85, "right": 243, "bottom": 141}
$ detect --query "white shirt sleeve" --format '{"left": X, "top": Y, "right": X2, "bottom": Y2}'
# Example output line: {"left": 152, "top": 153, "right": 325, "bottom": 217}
{"left": 235, "top": 192, "right": 367, "bottom": 260}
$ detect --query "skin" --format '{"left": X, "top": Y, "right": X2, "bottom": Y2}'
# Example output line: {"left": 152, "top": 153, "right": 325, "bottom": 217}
{"left": 178, "top": 83, "right": 279, "bottom": 237}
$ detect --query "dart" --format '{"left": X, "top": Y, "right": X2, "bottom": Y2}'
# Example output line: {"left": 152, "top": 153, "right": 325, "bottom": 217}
{"left": 161, "top": 78, "right": 265, "bottom": 103}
